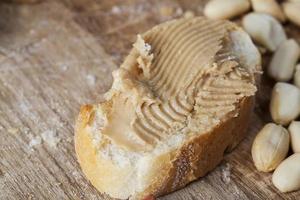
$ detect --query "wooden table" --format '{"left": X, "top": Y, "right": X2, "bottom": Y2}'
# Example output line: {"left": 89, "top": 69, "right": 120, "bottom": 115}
{"left": 0, "top": 0, "right": 299, "bottom": 199}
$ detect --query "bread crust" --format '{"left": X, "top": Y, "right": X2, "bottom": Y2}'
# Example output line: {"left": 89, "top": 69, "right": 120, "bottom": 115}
{"left": 134, "top": 97, "right": 254, "bottom": 199}
{"left": 75, "top": 96, "right": 254, "bottom": 199}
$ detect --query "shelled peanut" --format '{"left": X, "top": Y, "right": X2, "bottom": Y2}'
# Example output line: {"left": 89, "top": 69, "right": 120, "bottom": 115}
{"left": 203, "top": 0, "right": 250, "bottom": 20}
{"left": 288, "top": 121, "right": 300, "bottom": 153}
{"left": 283, "top": 1, "right": 300, "bottom": 27}
{"left": 268, "top": 39, "right": 300, "bottom": 81}
{"left": 294, "top": 64, "right": 300, "bottom": 88}
{"left": 242, "top": 13, "right": 286, "bottom": 51}
{"left": 272, "top": 154, "right": 300, "bottom": 193}
{"left": 270, "top": 82, "right": 300, "bottom": 125}
{"left": 250, "top": 0, "right": 285, "bottom": 22}
{"left": 251, "top": 123, "right": 290, "bottom": 172}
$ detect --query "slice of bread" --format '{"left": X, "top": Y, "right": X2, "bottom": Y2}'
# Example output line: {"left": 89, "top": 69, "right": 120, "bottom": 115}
{"left": 75, "top": 17, "right": 261, "bottom": 200}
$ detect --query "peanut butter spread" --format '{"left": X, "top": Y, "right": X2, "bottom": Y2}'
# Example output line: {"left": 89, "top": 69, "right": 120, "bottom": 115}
{"left": 96, "top": 17, "right": 257, "bottom": 152}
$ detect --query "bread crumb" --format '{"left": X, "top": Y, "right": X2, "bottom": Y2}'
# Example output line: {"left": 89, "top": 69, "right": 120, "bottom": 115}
{"left": 55, "top": 182, "right": 62, "bottom": 186}
{"left": 8, "top": 128, "right": 19, "bottom": 134}
{"left": 41, "top": 38, "right": 47, "bottom": 43}
{"left": 160, "top": 6, "right": 174, "bottom": 17}
{"left": 234, "top": 112, "right": 239, "bottom": 117}
{"left": 86, "top": 74, "right": 96, "bottom": 86}
{"left": 41, "top": 130, "right": 60, "bottom": 148}
{"left": 133, "top": 35, "right": 152, "bottom": 57}
{"left": 23, "top": 126, "right": 30, "bottom": 134}
{"left": 27, "top": 193, "right": 34, "bottom": 200}
{"left": 184, "top": 10, "right": 195, "bottom": 18}
{"left": 29, "top": 135, "right": 42, "bottom": 147}
{"left": 111, "top": 6, "right": 121, "bottom": 14}
{"left": 175, "top": 7, "right": 183, "bottom": 16}
{"left": 29, "top": 29, "right": 36, "bottom": 35}
{"left": 233, "top": 185, "right": 241, "bottom": 197}
{"left": 61, "top": 64, "right": 68, "bottom": 71}
{"left": 221, "top": 163, "right": 231, "bottom": 184}
{"left": 66, "top": 137, "right": 72, "bottom": 143}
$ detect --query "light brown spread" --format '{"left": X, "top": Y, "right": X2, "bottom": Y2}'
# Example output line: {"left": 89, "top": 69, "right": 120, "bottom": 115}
{"left": 97, "top": 17, "right": 257, "bottom": 152}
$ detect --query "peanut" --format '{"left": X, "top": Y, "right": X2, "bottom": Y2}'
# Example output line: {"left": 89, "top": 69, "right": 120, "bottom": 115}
{"left": 283, "top": 2, "right": 300, "bottom": 27}
{"left": 288, "top": 121, "right": 300, "bottom": 153}
{"left": 204, "top": 0, "right": 250, "bottom": 20}
{"left": 294, "top": 64, "right": 300, "bottom": 88}
{"left": 250, "top": 0, "right": 285, "bottom": 22}
{"left": 270, "top": 82, "right": 300, "bottom": 125}
{"left": 252, "top": 123, "right": 290, "bottom": 172}
{"left": 272, "top": 154, "right": 300, "bottom": 193}
{"left": 242, "top": 13, "right": 287, "bottom": 51}
{"left": 268, "top": 39, "right": 300, "bottom": 81}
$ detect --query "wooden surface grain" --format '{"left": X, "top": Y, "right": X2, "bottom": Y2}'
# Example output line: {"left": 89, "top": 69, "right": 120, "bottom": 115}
{"left": 0, "top": 0, "right": 299, "bottom": 199}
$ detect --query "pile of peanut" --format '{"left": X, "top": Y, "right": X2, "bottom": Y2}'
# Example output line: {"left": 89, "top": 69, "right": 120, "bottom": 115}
{"left": 203, "top": 0, "right": 300, "bottom": 194}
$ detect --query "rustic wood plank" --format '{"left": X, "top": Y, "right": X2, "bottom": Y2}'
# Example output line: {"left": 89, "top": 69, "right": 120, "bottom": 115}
{"left": 0, "top": 0, "right": 299, "bottom": 199}
{"left": 0, "top": 1, "right": 116, "bottom": 199}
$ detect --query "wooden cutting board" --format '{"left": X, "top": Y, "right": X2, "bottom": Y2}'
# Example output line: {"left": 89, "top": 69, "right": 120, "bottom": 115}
{"left": 0, "top": 0, "right": 299, "bottom": 199}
